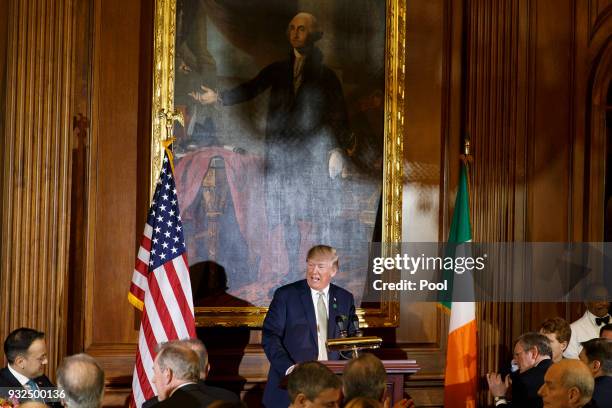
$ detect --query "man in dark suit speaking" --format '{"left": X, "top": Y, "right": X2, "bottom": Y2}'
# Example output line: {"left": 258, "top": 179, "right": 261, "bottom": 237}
{"left": 0, "top": 327, "right": 57, "bottom": 406}
{"left": 262, "top": 245, "right": 356, "bottom": 408}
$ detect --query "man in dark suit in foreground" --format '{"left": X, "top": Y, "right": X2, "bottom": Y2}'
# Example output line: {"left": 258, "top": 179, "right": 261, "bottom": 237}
{"left": 537, "top": 359, "right": 594, "bottom": 408}
{"left": 579, "top": 338, "right": 612, "bottom": 408}
{"left": 486, "top": 332, "right": 553, "bottom": 407}
{"left": 151, "top": 343, "right": 212, "bottom": 408}
{"left": 342, "top": 353, "right": 414, "bottom": 408}
{"left": 0, "top": 327, "right": 58, "bottom": 406}
{"left": 143, "top": 339, "right": 239, "bottom": 408}
{"left": 262, "top": 245, "right": 356, "bottom": 408}
{"left": 56, "top": 353, "right": 105, "bottom": 408}
{"left": 287, "top": 361, "right": 341, "bottom": 408}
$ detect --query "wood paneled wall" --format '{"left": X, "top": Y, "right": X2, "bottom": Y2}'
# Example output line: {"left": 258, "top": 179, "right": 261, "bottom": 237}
{"left": 1, "top": 0, "right": 612, "bottom": 407}
{"left": 0, "top": 0, "right": 76, "bottom": 376}
{"left": 459, "top": 0, "right": 612, "bottom": 403}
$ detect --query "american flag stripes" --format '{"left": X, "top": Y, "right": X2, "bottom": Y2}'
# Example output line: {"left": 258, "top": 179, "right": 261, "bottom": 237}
{"left": 128, "top": 147, "right": 196, "bottom": 408}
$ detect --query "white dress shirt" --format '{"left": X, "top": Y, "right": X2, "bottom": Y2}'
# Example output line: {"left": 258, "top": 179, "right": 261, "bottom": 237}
{"left": 7, "top": 364, "right": 30, "bottom": 386}
{"left": 564, "top": 310, "right": 611, "bottom": 359}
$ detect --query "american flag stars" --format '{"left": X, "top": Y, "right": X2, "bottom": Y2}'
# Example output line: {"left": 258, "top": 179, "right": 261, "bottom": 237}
{"left": 145, "top": 156, "right": 187, "bottom": 270}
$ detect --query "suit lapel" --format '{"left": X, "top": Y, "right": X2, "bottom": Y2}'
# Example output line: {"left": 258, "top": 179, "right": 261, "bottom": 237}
{"left": 299, "top": 282, "right": 318, "bottom": 348}
{"left": 0, "top": 367, "right": 24, "bottom": 388}
{"left": 327, "top": 285, "right": 338, "bottom": 338}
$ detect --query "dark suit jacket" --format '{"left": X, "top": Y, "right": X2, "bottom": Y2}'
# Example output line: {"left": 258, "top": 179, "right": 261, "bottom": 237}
{"left": 261, "top": 279, "right": 355, "bottom": 408}
{"left": 497, "top": 359, "right": 553, "bottom": 408}
{"left": 592, "top": 375, "right": 612, "bottom": 408}
{"left": 151, "top": 383, "right": 217, "bottom": 408}
{"left": 142, "top": 379, "right": 239, "bottom": 408}
{"left": 0, "top": 366, "right": 60, "bottom": 407}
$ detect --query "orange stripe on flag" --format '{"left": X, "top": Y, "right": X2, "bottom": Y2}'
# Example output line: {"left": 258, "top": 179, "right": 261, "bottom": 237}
{"left": 444, "top": 319, "right": 478, "bottom": 408}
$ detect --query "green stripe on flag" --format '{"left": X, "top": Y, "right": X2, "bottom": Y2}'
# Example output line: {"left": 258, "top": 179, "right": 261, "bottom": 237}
{"left": 439, "top": 163, "right": 472, "bottom": 310}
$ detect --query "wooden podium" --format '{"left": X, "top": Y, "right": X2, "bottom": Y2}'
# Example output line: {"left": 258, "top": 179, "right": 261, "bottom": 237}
{"left": 321, "top": 360, "right": 420, "bottom": 405}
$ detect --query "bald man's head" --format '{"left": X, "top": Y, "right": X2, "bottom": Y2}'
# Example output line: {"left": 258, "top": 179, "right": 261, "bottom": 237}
{"left": 287, "top": 12, "right": 322, "bottom": 51}
{"left": 18, "top": 402, "right": 48, "bottom": 408}
{"left": 538, "top": 359, "right": 594, "bottom": 408}
{"left": 57, "top": 353, "right": 105, "bottom": 408}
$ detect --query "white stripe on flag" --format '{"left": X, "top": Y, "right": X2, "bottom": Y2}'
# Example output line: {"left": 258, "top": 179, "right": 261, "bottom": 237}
{"left": 449, "top": 302, "right": 476, "bottom": 333}
{"left": 131, "top": 268, "right": 148, "bottom": 292}
{"left": 143, "top": 285, "right": 169, "bottom": 345}
{"left": 137, "top": 246, "right": 150, "bottom": 265}
{"left": 153, "top": 266, "right": 190, "bottom": 337}
{"left": 173, "top": 256, "right": 195, "bottom": 311}
{"left": 448, "top": 240, "right": 476, "bottom": 332}
{"left": 138, "top": 327, "right": 156, "bottom": 385}
{"left": 131, "top": 368, "right": 144, "bottom": 408}
{"left": 144, "top": 223, "right": 153, "bottom": 239}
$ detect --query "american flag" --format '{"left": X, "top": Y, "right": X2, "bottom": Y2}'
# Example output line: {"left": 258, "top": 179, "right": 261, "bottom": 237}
{"left": 128, "top": 148, "right": 196, "bottom": 407}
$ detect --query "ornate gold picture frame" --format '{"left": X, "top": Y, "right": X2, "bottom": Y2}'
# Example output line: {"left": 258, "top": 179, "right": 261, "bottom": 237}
{"left": 150, "top": 0, "right": 405, "bottom": 327}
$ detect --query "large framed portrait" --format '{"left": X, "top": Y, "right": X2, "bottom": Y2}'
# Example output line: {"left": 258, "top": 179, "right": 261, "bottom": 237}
{"left": 150, "top": 0, "right": 405, "bottom": 327}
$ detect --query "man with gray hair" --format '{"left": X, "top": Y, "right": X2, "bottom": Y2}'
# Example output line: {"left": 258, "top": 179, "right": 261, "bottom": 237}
{"left": 487, "top": 332, "right": 553, "bottom": 407}
{"left": 56, "top": 353, "right": 104, "bottom": 408}
{"left": 143, "top": 339, "right": 239, "bottom": 408}
{"left": 537, "top": 359, "right": 594, "bottom": 408}
{"left": 151, "top": 342, "right": 216, "bottom": 407}
{"left": 174, "top": 339, "right": 239, "bottom": 403}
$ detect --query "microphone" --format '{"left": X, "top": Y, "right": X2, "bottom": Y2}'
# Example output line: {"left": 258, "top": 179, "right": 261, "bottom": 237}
{"left": 335, "top": 315, "right": 348, "bottom": 338}
{"left": 352, "top": 314, "right": 363, "bottom": 337}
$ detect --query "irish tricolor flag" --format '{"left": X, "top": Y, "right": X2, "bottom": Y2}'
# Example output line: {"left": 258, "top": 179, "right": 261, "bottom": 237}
{"left": 441, "top": 162, "right": 478, "bottom": 408}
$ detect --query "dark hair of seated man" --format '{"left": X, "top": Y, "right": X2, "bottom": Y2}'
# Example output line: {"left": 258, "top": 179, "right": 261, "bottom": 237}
{"left": 287, "top": 361, "right": 341, "bottom": 407}
{"left": 342, "top": 353, "right": 387, "bottom": 403}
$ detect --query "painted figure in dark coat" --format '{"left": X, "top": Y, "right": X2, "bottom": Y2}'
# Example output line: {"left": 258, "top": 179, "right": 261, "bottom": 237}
{"left": 190, "top": 12, "right": 352, "bottom": 277}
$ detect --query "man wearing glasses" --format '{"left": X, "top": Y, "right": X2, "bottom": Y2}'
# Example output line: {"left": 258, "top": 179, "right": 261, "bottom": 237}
{"left": 486, "top": 332, "right": 553, "bottom": 407}
{"left": 262, "top": 245, "right": 356, "bottom": 408}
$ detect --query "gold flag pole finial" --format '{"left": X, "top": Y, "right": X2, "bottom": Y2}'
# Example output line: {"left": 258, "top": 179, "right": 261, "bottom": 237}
{"left": 158, "top": 109, "right": 184, "bottom": 172}
{"left": 461, "top": 135, "right": 473, "bottom": 165}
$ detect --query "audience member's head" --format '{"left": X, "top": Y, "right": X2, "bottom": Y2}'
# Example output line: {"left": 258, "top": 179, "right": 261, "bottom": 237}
{"left": 513, "top": 332, "right": 553, "bottom": 373}
{"left": 540, "top": 317, "right": 571, "bottom": 363}
{"left": 584, "top": 284, "right": 610, "bottom": 318}
{"left": 343, "top": 397, "right": 383, "bottom": 408}
{"left": 3, "top": 328, "right": 47, "bottom": 379}
{"left": 578, "top": 338, "right": 612, "bottom": 378}
{"left": 287, "top": 361, "right": 341, "bottom": 408}
{"left": 152, "top": 343, "right": 199, "bottom": 401}
{"left": 342, "top": 353, "right": 387, "bottom": 403}
{"left": 177, "top": 338, "right": 209, "bottom": 379}
{"left": 207, "top": 402, "right": 248, "bottom": 408}
{"left": 600, "top": 323, "right": 612, "bottom": 340}
{"left": 18, "top": 402, "right": 47, "bottom": 408}
{"left": 537, "top": 359, "right": 594, "bottom": 408}
{"left": 56, "top": 353, "right": 105, "bottom": 408}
